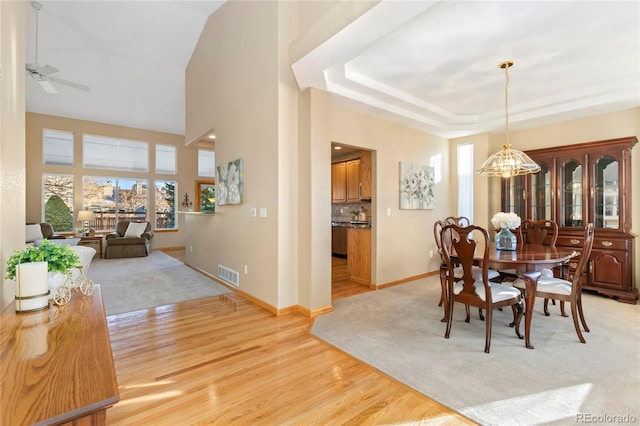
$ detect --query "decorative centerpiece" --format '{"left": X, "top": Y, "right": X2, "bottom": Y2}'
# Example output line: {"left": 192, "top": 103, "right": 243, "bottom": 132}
{"left": 5, "top": 241, "right": 80, "bottom": 312}
{"left": 491, "top": 212, "right": 521, "bottom": 251}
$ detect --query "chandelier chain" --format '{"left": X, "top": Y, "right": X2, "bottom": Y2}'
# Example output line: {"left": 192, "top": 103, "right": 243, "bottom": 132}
{"left": 504, "top": 63, "right": 509, "bottom": 146}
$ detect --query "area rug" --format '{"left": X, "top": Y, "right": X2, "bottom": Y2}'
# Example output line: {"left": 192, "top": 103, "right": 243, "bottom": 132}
{"left": 88, "top": 251, "right": 231, "bottom": 316}
{"left": 312, "top": 276, "right": 640, "bottom": 426}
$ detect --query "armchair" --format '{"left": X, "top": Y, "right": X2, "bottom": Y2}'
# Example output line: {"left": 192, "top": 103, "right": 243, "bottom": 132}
{"left": 104, "top": 221, "right": 154, "bottom": 259}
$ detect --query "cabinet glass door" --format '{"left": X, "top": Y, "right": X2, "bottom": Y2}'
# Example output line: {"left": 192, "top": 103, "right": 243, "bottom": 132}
{"left": 594, "top": 156, "right": 619, "bottom": 229}
{"left": 560, "top": 159, "right": 583, "bottom": 227}
{"left": 505, "top": 175, "right": 526, "bottom": 218}
{"left": 531, "top": 162, "right": 552, "bottom": 220}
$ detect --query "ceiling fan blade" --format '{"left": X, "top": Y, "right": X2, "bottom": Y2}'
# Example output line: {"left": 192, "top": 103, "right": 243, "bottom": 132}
{"left": 37, "top": 64, "right": 59, "bottom": 76}
{"left": 48, "top": 76, "right": 91, "bottom": 92}
{"left": 38, "top": 79, "right": 58, "bottom": 94}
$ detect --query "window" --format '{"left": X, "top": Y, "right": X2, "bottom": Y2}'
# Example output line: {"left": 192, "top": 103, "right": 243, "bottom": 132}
{"left": 198, "top": 149, "right": 215, "bottom": 178}
{"left": 42, "top": 174, "right": 74, "bottom": 232}
{"left": 44, "top": 130, "right": 74, "bottom": 166}
{"left": 83, "top": 177, "right": 148, "bottom": 231}
{"left": 156, "top": 144, "right": 176, "bottom": 174}
{"left": 83, "top": 135, "right": 149, "bottom": 172}
{"left": 155, "top": 180, "right": 177, "bottom": 229}
{"left": 457, "top": 143, "right": 474, "bottom": 223}
{"left": 196, "top": 180, "right": 215, "bottom": 213}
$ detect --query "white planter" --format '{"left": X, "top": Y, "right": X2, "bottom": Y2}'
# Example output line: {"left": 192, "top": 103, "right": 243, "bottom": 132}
{"left": 15, "top": 262, "right": 49, "bottom": 312}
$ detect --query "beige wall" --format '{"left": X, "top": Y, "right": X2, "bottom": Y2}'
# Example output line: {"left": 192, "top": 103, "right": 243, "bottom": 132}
{"left": 1, "top": 2, "right": 27, "bottom": 311}
{"left": 25, "top": 112, "right": 200, "bottom": 250}
{"left": 185, "top": 1, "right": 282, "bottom": 307}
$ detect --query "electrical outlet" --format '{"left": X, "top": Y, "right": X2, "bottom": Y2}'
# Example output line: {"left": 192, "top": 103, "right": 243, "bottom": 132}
{"left": 189, "top": 246, "right": 193, "bottom": 253}
{"left": 429, "top": 250, "right": 434, "bottom": 258}
{"left": 244, "top": 265, "right": 248, "bottom": 274}
{"left": 259, "top": 208, "right": 267, "bottom": 218}
{"left": 387, "top": 208, "right": 391, "bottom": 216}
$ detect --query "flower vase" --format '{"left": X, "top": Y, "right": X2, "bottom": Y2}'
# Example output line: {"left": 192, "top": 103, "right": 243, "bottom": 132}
{"left": 495, "top": 228, "right": 517, "bottom": 251}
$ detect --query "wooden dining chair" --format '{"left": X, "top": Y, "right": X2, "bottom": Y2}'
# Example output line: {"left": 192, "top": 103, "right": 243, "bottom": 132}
{"left": 521, "top": 219, "right": 559, "bottom": 278}
{"left": 435, "top": 218, "right": 498, "bottom": 322}
{"left": 534, "top": 223, "right": 594, "bottom": 343}
{"left": 512, "top": 219, "right": 565, "bottom": 313}
{"left": 440, "top": 224, "right": 523, "bottom": 353}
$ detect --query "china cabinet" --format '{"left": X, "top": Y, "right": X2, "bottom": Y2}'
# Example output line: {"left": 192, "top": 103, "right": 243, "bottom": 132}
{"left": 501, "top": 136, "right": 637, "bottom": 303}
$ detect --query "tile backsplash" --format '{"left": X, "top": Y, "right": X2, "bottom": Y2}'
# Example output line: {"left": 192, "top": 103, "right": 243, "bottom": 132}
{"left": 332, "top": 202, "right": 371, "bottom": 222}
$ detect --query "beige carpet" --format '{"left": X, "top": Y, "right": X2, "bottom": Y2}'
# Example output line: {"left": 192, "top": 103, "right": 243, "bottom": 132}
{"left": 88, "top": 251, "right": 231, "bottom": 316}
{"left": 312, "top": 276, "right": 640, "bottom": 426}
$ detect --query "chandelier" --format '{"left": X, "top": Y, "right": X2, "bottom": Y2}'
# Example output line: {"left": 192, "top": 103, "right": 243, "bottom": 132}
{"left": 478, "top": 61, "right": 540, "bottom": 178}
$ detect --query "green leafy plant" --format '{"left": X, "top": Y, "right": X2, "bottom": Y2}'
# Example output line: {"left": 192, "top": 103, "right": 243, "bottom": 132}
{"left": 5, "top": 240, "right": 80, "bottom": 280}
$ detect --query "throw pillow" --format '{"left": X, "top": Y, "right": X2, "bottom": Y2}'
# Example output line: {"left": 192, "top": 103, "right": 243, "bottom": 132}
{"left": 26, "top": 224, "right": 44, "bottom": 243}
{"left": 124, "top": 222, "right": 148, "bottom": 238}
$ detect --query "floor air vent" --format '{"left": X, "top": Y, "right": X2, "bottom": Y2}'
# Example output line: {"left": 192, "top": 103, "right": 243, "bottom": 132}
{"left": 218, "top": 265, "right": 239, "bottom": 287}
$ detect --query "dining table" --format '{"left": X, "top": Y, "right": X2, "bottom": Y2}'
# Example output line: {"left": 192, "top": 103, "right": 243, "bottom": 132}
{"left": 477, "top": 243, "right": 577, "bottom": 349}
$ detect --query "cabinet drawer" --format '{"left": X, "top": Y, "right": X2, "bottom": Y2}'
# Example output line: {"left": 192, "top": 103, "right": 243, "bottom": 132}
{"left": 556, "top": 236, "right": 584, "bottom": 248}
{"left": 593, "top": 238, "right": 629, "bottom": 251}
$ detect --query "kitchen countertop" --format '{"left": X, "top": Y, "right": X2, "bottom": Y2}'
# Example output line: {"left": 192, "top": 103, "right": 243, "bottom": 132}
{"left": 331, "top": 221, "right": 371, "bottom": 229}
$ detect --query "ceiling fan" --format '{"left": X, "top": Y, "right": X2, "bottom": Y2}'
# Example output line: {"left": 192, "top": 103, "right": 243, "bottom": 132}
{"left": 26, "top": 1, "right": 90, "bottom": 94}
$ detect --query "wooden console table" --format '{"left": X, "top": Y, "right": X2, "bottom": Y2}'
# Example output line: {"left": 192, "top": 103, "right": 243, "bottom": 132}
{"left": 1, "top": 285, "right": 119, "bottom": 425}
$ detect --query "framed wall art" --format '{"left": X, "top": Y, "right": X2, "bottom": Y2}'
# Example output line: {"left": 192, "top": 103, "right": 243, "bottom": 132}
{"left": 216, "top": 158, "right": 244, "bottom": 205}
{"left": 399, "top": 161, "right": 435, "bottom": 210}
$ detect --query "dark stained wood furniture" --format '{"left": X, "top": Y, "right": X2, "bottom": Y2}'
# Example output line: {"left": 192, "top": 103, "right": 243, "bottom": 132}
{"left": 441, "top": 224, "right": 523, "bottom": 353}
{"left": 1, "top": 285, "right": 119, "bottom": 426}
{"left": 536, "top": 224, "right": 595, "bottom": 343}
{"left": 501, "top": 136, "right": 637, "bottom": 303}
{"left": 478, "top": 242, "right": 577, "bottom": 349}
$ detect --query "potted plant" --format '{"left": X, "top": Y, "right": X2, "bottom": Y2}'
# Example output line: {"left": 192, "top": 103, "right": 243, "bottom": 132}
{"left": 6, "top": 240, "right": 80, "bottom": 312}
{"left": 5, "top": 240, "right": 80, "bottom": 280}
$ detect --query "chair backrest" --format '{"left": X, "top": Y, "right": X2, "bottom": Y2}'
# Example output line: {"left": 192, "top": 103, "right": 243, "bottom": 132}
{"left": 444, "top": 216, "right": 470, "bottom": 227}
{"left": 566, "top": 223, "right": 595, "bottom": 291}
{"left": 521, "top": 219, "right": 558, "bottom": 246}
{"left": 440, "top": 224, "right": 491, "bottom": 301}
{"left": 434, "top": 219, "right": 446, "bottom": 253}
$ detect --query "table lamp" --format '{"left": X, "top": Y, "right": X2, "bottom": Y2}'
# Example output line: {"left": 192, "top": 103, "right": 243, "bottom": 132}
{"left": 77, "top": 210, "right": 94, "bottom": 236}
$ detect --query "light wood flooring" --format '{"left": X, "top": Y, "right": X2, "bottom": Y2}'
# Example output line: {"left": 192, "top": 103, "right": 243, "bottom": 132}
{"left": 106, "top": 249, "right": 473, "bottom": 425}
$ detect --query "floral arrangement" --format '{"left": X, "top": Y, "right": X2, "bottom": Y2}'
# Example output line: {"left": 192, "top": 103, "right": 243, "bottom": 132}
{"left": 5, "top": 240, "right": 80, "bottom": 280}
{"left": 491, "top": 212, "right": 521, "bottom": 230}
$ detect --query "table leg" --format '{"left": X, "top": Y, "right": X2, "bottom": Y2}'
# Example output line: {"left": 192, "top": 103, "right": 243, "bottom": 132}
{"left": 518, "top": 270, "right": 541, "bottom": 350}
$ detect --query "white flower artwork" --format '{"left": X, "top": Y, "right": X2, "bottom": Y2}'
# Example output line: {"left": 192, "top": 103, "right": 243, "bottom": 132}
{"left": 216, "top": 159, "right": 244, "bottom": 205}
{"left": 399, "top": 161, "right": 435, "bottom": 210}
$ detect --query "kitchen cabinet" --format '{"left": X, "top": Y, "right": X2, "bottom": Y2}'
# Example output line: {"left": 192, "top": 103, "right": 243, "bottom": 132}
{"left": 347, "top": 227, "right": 371, "bottom": 284}
{"left": 501, "top": 136, "right": 637, "bottom": 303}
{"left": 359, "top": 150, "right": 372, "bottom": 199}
{"left": 332, "top": 225, "right": 347, "bottom": 256}
{"left": 332, "top": 152, "right": 372, "bottom": 203}
{"left": 332, "top": 159, "right": 360, "bottom": 203}
{"left": 331, "top": 162, "right": 347, "bottom": 202}
{"left": 346, "top": 159, "right": 361, "bottom": 202}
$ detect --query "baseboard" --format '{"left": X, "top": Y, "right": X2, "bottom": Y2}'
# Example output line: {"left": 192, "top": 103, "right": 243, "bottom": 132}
{"left": 156, "top": 246, "right": 185, "bottom": 252}
{"left": 375, "top": 270, "right": 439, "bottom": 289}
